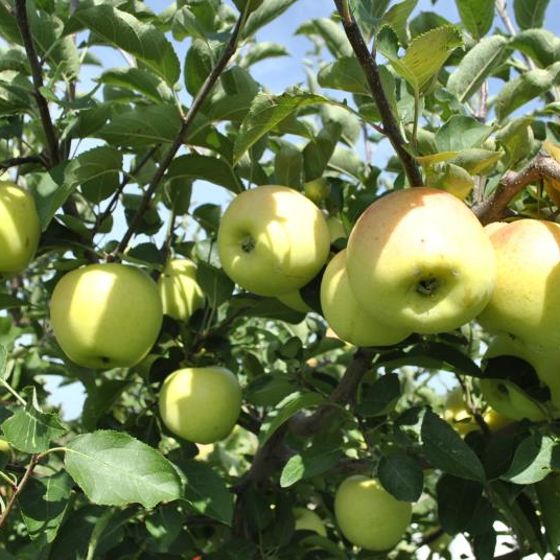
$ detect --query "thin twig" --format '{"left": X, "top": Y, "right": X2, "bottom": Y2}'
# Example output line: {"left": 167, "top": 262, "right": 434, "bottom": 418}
{"left": 14, "top": 0, "right": 59, "bottom": 167}
{"left": 112, "top": 10, "right": 248, "bottom": 258}
{"left": 473, "top": 154, "right": 560, "bottom": 224}
{"left": 0, "top": 155, "right": 45, "bottom": 170}
{"left": 333, "top": 0, "right": 423, "bottom": 187}
{"left": 0, "top": 455, "right": 38, "bottom": 530}
{"left": 92, "top": 145, "right": 160, "bottom": 238}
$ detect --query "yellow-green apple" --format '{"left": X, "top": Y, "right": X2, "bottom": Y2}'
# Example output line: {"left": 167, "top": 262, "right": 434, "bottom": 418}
{"left": 50, "top": 263, "right": 163, "bottom": 369}
{"left": 320, "top": 250, "right": 410, "bottom": 347}
{"left": 479, "top": 334, "right": 560, "bottom": 421}
{"left": 326, "top": 215, "right": 346, "bottom": 243}
{"left": 478, "top": 219, "right": 560, "bottom": 349}
{"left": 217, "top": 185, "right": 330, "bottom": 296}
{"left": 276, "top": 290, "right": 311, "bottom": 313}
{"left": 158, "top": 259, "right": 204, "bottom": 321}
{"left": 346, "top": 188, "right": 496, "bottom": 334}
{"left": 158, "top": 367, "right": 242, "bottom": 444}
{"left": 304, "top": 177, "right": 330, "bottom": 205}
{"left": 334, "top": 475, "right": 412, "bottom": 551}
{"left": 0, "top": 181, "right": 40, "bottom": 276}
{"left": 293, "top": 507, "right": 327, "bottom": 536}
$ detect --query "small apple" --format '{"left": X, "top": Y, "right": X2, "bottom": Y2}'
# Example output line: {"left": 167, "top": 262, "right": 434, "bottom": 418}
{"left": 158, "top": 259, "right": 204, "bottom": 321}
{"left": 443, "top": 387, "right": 478, "bottom": 437}
{"left": 158, "top": 367, "right": 242, "bottom": 444}
{"left": 293, "top": 507, "right": 327, "bottom": 537}
{"left": 326, "top": 215, "right": 346, "bottom": 244}
{"left": 304, "top": 177, "right": 330, "bottom": 205}
{"left": 0, "top": 181, "right": 41, "bottom": 276}
{"left": 478, "top": 219, "right": 560, "bottom": 349}
{"left": 334, "top": 475, "right": 412, "bottom": 551}
{"left": 50, "top": 263, "right": 163, "bottom": 369}
{"left": 217, "top": 185, "right": 330, "bottom": 297}
{"left": 320, "top": 250, "right": 410, "bottom": 347}
{"left": 346, "top": 187, "right": 496, "bottom": 334}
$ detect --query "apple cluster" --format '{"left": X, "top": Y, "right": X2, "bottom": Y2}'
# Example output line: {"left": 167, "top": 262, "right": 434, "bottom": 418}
{"left": 5, "top": 177, "right": 560, "bottom": 553}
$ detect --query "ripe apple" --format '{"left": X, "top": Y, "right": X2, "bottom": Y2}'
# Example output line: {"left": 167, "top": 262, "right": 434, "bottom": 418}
{"left": 158, "top": 259, "right": 204, "bottom": 321}
{"left": 217, "top": 185, "right": 330, "bottom": 297}
{"left": 158, "top": 367, "right": 242, "bottom": 444}
{"left": 478, "top": 219, "right": 560, "bottom": 349}
{"left": 346, "top": 188, "right": 496, "bottom": 334}
{"left": 0, "top": 181, "right": 40, "bottom": 276}
{"left": 320, "top": 250, "right": 410, "bottom": 347}
{"left": 293, "top": 507, "right": 327, "bottom": 536}
{"left": 50, "top": 263, "right": 163, "bottom": 369}
{"left": 334, "top": 475, "right": 412, "bottom": 551}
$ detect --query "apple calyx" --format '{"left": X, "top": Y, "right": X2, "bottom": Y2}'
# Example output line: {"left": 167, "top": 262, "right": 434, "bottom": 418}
{"left": 416, "top": 276, "right": 441, "bottom": 297}
{"left": 241, "top": 235, "right": 255, "bottom": 253}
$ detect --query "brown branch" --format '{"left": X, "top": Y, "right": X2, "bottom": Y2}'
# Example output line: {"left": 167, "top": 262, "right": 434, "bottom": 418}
{"left": 0, "top": 155, "right": 45, "bottom": 170}
{"left": 290, "top": 347, "right": 376, "bottom": 437}
{"left": 112, "top": 11, "right": 248, "bottom": 258}
{"left": 473, "top": 154, "right": 560, "bottom": 224}
{"left": 0, "top": 455, "right": 38, "bottom": 530}
{"left": 14, "top": 0, "right": 59, "bottom": 167}
{"left": 333, "top": 0, "right": 423, "bottom": 187}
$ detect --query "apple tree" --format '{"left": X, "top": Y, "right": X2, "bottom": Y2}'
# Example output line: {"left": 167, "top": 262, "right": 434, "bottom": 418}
{"left": 1, "top": 0, "right": 560, "bottom": 558}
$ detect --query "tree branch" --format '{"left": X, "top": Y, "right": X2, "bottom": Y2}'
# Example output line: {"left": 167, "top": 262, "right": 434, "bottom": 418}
{"left": 112, "top": 10, "right": 248, "bottom": 258}
{"left": 333, "top": 0, "right": 423, "bottom": 187}
{"left": 473, "top": 154, "right": 560, "bottom": 224}
{"left": 290, "top": 347, "right": 376, "bottom": 437}
{"left": 0, "top": 455, "right": 38, "bottom": 530}
{"left": 14, "top": 0, "right": 59, "bottom": 167}
{"left": 0, "top": 155, "right": 45, "bottom": 171}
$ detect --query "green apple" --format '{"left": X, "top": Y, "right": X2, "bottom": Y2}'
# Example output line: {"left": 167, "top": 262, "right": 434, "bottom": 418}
{"left": 334, "top": 475, "right": 412, "bottom": 551}
{"left": 443, "top": 387, "right": 478, "bottom": 437}
{"left": 478, "top": 219, "right": 560, "bottom": 349}
{"left": 304, "top": 178, "right": 330, "bottom": 205}
{"left": 326, "top": 216, "right": 346, "bottom": 244}
{"left": 0, "top": 181, "right": 40, "bottom": 276}
{"left": 50, "top": 263, "right": 163, "bottom": 369}
{"left": 320, "top": 250, "right": 410, "bottom": 347}
{"left": 346, "top": 187, "right": 496, "bottom": 334}
{"left": 294, "top": 507, "right": 327, "bottom": 536}
{"left": 217, "top": 185, "right": 330, "bottom": 297}
{"left": 158, "top": 259, "right": 204, "bottom": 321}
{"left": 276, "top": 290, "right": 311, "bottom": 313}
{"left": 159, "top": 367, "right": 242, "bottom": 444}
{"left": 479, "top": 335, "right": 559, "bottom": 422}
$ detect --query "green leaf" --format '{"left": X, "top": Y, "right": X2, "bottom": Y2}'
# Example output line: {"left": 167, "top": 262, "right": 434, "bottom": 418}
{"left": 295, "top": 18, "right": 352, "bottom": 58}
{"left": 280, "top": 449, "right": 342, "bottom": 488}
{"left": 495, "top": 117, "right": 535, "bottom": 167}
{"left": 451, "top": 148, "right": 502, "bottom": 175}
{"left": 242, "top": 42, "right": 288, "bottom": 66}
{"left": 437, "top": 474, "right": 483, "bottom": 534}
{"left": 447, "top": 36, "right": 509, "bottom": 102}
{"left": 389, "top": 26, "right": 463, "bottom": 94}
{"left": 274, "top": 141, "right": 303, "bottom": 188}
{"left": 454, "top": 0, "right": 494, "bottom": 39}
{"left": 181, "top": 460, "right": 234, "bottom": 525}
{"left": 1, "top": 389, "right": 67, "bottom": 453}
{"left": 65, "top": 5, "right": 180, "bottom": 85}
{"left": 511, "top": 29, "right": 560, "bottom": 69}
{"left": 197, "top": 262, "right": 234, "bottom": 308}
{"left": 185, "top": 38, "right": 222, "bottom": 97}
{"left": 0, "top": 345, "right": 5, "bottom": 377}
{"left": 167, "top": 154, "right": 242, "bottom": 193}
{"left": 243, "top": 0, "right": 299, "bottom": 38}
{"left": 233, "top": 90, "right": 328, "bottom": 163}
{"left": 495, "top": 61, "right": 560, "bottom": 121}
{"left": 64, "top": 430, "right": 183, "bottom": 508}
{"left": 302, "top": 121, "right": 342, "bottom": 181}
{"left": 0, "top": 71, "right": 33, "bottom": 115}
{"left": 0, "top": 294, "right": 24, "bottom": 310}
{"left": 357, "top": 373, "right": 401, "bottom": 417}
{"left": 378, "top": 453, "right": 423, "bottom": 501}
{"left": 98, "top": 68, "right": 173, "bottom": 103}
{"left": 379, "top": 0, "right": 418, "bottom": 45}
{"left": 421, "top": 409, "right": 485, "bottom": 481}
{"left": 98, "top": 104, "right": 181, "bottom": 148}
{"left": 502, "top": 433, "right": 560, "bottom": 485}
{"left": 259, "top": 391, "right": 326, "bottom": 445}
{"left": 18, "top": 471, "right": 73, "bottom": 544}
{"left": 317, "top": 56, "right": 369, "bottom": 95}
{"left": 536, "top": 473, "right": 560, "bottom": 552}
{"left": 435, "top": 116, "right": 491, "bottom": 152}
{"left": 513, "top": 0, "right": 550, "bottom": 30}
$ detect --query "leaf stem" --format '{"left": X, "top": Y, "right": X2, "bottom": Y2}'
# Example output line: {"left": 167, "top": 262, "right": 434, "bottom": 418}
{"left": 0, "top": 455, "right": 38, "bottom": 530}
{"left": 0, "top": 377, "right": 27, "bottom": 406}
